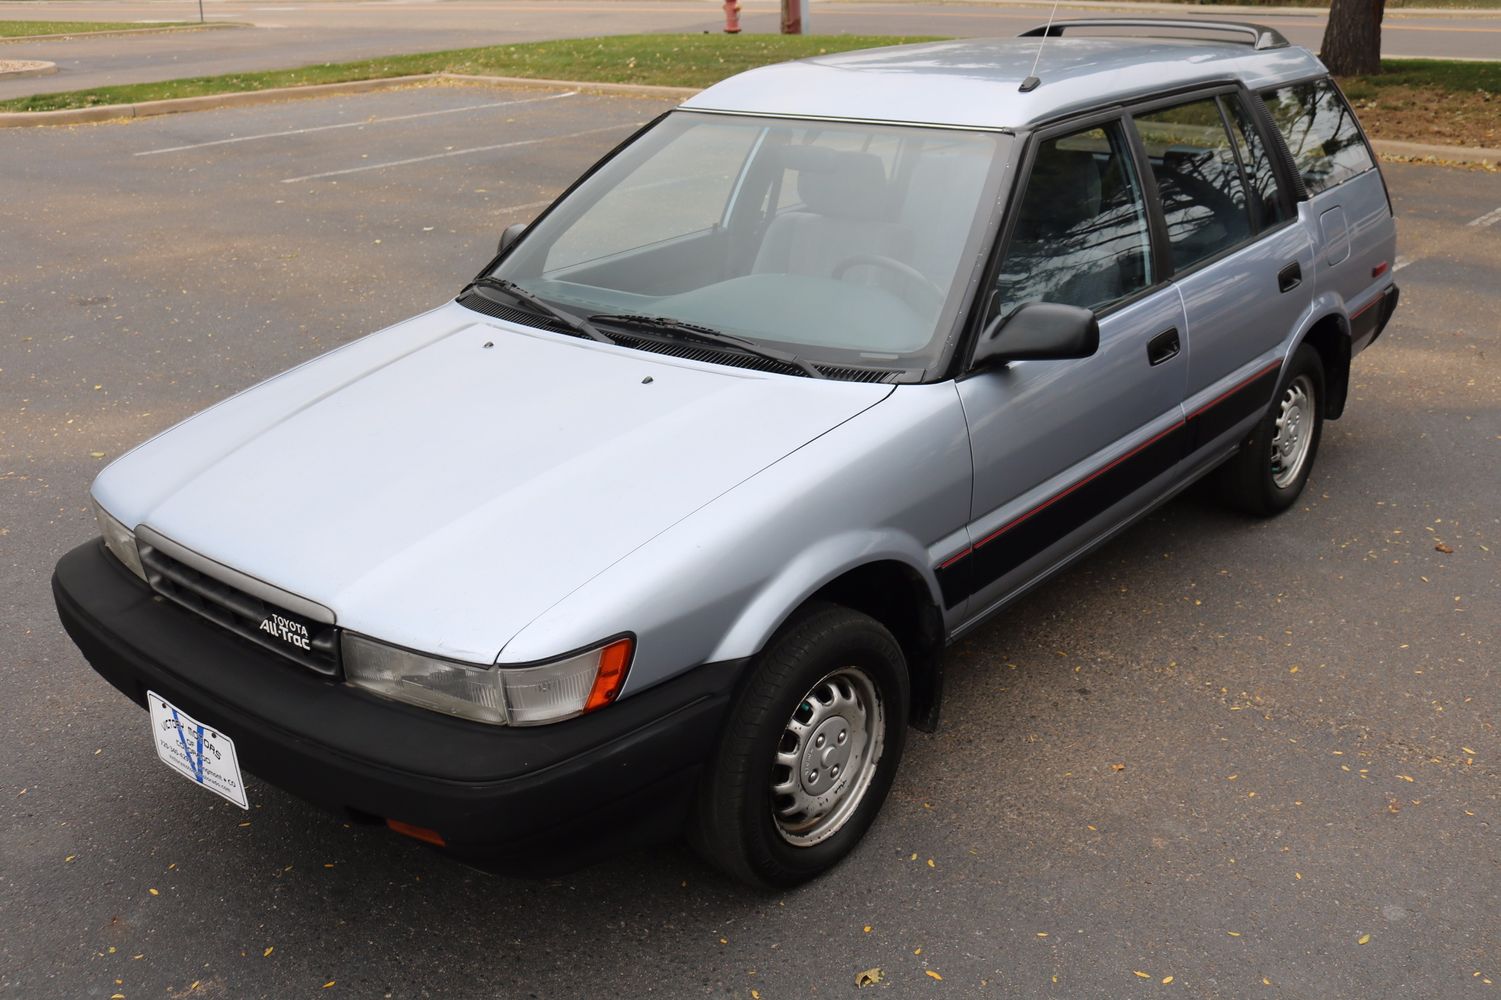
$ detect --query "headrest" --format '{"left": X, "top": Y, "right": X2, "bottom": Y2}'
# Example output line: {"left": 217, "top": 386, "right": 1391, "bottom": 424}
{"left": 781, "top": 146, "right": 890, "bottom": 219}
{"left": 1020, "top": 146, "right": 1103, "bottom": 235}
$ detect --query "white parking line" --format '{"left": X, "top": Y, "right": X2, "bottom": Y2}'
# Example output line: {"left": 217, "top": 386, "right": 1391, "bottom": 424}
{"left": 135, "top": 92, "right": 578, "bottom": 157}
{"left": 493, "top": 197, "right": 557, "bottom": 217}
{"left": 1467, "top": 206, "right": 1501, "bottom": 229}
{"left": 279, "top": 122, "right": 638, "bottom": 184}
{"left": 1393, "top": 255, "right": 1414, "bottom": 272}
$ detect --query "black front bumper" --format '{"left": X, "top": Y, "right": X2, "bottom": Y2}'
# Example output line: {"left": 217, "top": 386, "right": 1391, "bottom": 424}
{"left": 53, "top": 540, "right": 741, "bottom": 871}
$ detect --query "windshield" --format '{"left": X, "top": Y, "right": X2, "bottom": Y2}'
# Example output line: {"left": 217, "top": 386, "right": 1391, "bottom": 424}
{"left": 486, "top": 111, "right": 1009, "bottom": 374}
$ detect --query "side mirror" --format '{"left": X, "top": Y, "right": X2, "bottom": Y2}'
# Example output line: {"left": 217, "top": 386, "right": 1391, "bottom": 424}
{"left": 972, "top": 301, "right": 1099, "bottom": 369}
{"left": 497, "top": 222, "right": 527, "bottom": 256}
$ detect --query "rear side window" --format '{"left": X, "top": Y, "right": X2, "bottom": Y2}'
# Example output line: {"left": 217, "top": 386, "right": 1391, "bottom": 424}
{"left": 995, "top": 121, "right": 1154, "bottom": 314}
{"left": 1260, "top": 79, "right": 1375, "bottom": 195}
{"left": 1134, "top": 98, "right": 1254, "bottom": 272}
{"left": 1222, "top": 95, "right": 1291, "bottom": 229}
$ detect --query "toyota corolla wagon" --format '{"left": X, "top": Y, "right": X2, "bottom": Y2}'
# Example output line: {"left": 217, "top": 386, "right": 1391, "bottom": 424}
{"left": 54, "top": 19, "right": 1397, "bottom": 887}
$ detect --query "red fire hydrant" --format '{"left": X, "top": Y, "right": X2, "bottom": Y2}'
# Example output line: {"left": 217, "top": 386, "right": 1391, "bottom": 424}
{"left": 723, "top": 0, "right": 741, "bottom": 33}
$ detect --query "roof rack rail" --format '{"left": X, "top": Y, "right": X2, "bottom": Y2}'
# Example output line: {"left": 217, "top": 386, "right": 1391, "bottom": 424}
{"left": 1019, "top": 18, "right": 1290, "bottom": 51}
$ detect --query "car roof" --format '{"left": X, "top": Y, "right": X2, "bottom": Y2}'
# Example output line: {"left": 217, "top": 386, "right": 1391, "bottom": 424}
{"left": 681, "top": 35, "right": 1327, "bottom": 131}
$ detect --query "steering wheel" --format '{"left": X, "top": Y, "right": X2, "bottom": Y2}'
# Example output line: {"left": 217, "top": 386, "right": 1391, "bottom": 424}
{"left": 831, "top": 254, "right": 946, "bottom": 314}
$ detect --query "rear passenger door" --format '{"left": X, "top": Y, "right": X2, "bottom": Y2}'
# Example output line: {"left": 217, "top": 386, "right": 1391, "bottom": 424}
{"left": 1132, "top": 91, "right": 1315, "bottom": 460}
{"left": 949, "top": 117, "right": 1187, "bottom": 619}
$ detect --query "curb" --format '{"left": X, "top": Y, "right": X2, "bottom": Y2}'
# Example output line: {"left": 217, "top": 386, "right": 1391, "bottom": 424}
{"left": 0, "top": 22, "right": 246, "bottom": 45}
{"left": 1372, "top": 138, "right": 1501, "bottom": 166}
{"left": 0, "top": 72, "right": 693, "bottom": 128}
{"left": 438, "top": 72, "right": 698, "bottom": 100}
{"left": 0, "top": 73, "right": 443, "bottom": 127}
{"left": 0, "top": 60, "right": 57, "bottom": 80}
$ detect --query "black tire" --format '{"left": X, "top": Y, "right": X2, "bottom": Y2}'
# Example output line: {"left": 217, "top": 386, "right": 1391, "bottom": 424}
{"left": 689, "top": 604, "right": 909, "bottom": 888}
{"left": 1217, "top": 343, "right": 1325, "bottom": 516}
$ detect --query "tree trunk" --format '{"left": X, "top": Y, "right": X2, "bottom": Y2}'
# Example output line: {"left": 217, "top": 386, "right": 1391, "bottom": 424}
{"left": 1320, "top": 0, "right": 1386, "bottom": 76}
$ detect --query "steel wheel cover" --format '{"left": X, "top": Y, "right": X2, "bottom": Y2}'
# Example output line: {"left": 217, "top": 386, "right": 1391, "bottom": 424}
{"left": 1271, "top": 373, "right": 1316, "bottom": 489}
{"left": 770, "top": 666, "right": 886, "bottom": 847}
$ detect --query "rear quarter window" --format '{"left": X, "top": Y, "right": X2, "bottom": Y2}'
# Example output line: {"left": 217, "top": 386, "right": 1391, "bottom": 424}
{"left": 1261, "top": 79, "right": 1375, "bottom": 195}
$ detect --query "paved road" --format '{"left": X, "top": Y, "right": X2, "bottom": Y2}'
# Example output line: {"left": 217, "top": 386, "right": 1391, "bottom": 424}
{"left": 2, "top": 87, "right": 1500, "bottom": 998}
{"left": 0, "top": 0, "right": 1497, "bottom": 102}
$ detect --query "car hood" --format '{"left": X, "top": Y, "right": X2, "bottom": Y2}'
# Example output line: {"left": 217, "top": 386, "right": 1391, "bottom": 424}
{"left": 95, "top": 303, "right": 891, "bottom": 662}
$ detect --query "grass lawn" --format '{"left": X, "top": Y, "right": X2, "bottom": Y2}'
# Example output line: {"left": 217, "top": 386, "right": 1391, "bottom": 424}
{"left": 0, "top": 19, "right": 195, "bottom": 37}
{"left": 0, "top": 33, "right": 1495, "bottom": 148}
{"left": 0, "top": 34, "right": 936, "bottom": 112}
{"left": 1340, "top": 59, "right": 1501, "bottom": 148}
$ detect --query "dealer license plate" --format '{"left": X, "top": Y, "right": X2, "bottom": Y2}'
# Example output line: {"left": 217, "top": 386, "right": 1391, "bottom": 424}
{"left": 147, "top": 691, "right": 249, "bottom": 810}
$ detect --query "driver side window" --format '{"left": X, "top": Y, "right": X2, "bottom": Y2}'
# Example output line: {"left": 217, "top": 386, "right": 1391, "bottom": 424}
{"left": 994, "top": 121, "right": 1154, "bottom": 316}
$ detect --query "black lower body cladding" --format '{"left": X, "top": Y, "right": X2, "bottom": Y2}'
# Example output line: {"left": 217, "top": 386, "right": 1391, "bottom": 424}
{"left": 51, "top": 541, "right": 741, "bottom": 872}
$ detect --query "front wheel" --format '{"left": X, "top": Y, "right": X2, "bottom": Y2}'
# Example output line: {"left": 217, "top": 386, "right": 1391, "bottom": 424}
{"left": 1216, "top": 343, "right": 1325, "bottom": 516}
{"left": 689, "top": 604, "right": 909, "bottom": 888}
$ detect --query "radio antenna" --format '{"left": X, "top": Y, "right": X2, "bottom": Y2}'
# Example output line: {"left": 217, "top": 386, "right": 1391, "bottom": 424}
{"left": 1020, "top": 0, "right": 1062, "bottom": 92}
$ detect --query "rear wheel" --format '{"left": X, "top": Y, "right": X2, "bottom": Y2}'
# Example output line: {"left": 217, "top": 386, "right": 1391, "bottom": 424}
{"left": 690, "top": 604, "right": 908, "bottom": 888}
{"left": 1217, "top": 344, "right": 1325, "bottom": 516}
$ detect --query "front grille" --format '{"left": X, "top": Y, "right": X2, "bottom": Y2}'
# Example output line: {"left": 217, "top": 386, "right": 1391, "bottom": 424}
{"left": 138, "top": 543, "right": 340, "bottom": 676}
{"left": 456, "top": 291, "right": 898, "bottom": 383}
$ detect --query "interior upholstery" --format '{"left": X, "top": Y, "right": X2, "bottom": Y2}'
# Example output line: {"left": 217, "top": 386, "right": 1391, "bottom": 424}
{"left": 753, "top": 147, "right": 912, "bottom": 280}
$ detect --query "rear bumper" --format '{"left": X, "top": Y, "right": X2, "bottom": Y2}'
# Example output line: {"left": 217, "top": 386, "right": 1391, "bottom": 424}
{"left": 1353, "top": 283, "right": 1399, "bottom": 355}
{"left": 52, "top": 540, "right": 741, "bottom": 871}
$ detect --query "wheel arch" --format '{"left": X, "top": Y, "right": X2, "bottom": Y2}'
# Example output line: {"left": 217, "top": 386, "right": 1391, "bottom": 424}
{"left": 712, "top": 542, "right": 948, "bottom": 733}
{"left": 1296, "top": 307, "right": 1352, "bottom": 420}
{"left": 806, "top": 560, "right": 946, "bottom": 732}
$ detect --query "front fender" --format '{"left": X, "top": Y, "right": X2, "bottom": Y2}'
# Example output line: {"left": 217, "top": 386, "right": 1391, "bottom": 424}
{"left": 706, "top": 529, "right": 943, "bottom": 666}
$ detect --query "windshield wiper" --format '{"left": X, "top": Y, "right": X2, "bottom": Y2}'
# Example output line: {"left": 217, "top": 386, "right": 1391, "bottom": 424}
{"left": 589, "top": 313, "right": 826, "bottom": 379}
{"left": 466, "top": 277, "right": 613, "bottom": 344}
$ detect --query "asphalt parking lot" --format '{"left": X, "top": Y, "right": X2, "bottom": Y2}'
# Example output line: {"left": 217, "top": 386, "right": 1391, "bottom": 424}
{"left": 2, "top": 87, "right": 1499, "bottom": 998}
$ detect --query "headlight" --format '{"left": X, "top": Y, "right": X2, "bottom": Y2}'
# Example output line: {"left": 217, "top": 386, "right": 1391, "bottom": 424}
{"left": 342, "top": 634, "right": 633, "bottom": 726}
{"left": 92, "top": 498, "right": 146, "bottom": 581}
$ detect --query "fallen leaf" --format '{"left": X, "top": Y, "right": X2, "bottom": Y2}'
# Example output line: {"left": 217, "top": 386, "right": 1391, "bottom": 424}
{"left": 855, "top": 968, "right": 883, "bottom": 987}
{"left": 1134, "top": 970, "right": 1151, "bottom": 979}
{"left": 322, "top": 983, "right": 335, "bottom": 990}
{"left": 1111, "top": 763, "right": 1127, "bottom": 772}
{"left": 1358, "top": 933, "right": 1371, "bottom": 945}
{"left": 926, "top": 858, "right": 935, "bottom": 868}
{"left": 1227, "top": 931, "right": 1241, "bottom": 937}
{"left": 90, "top": 451, "right": 106, "bottom": 459}
{"left": 1397, "top": 775, "right": 1415, "bottom": 783}
{"left": 926, "top": 970, "right": 943, "bottom": 981}
{"left": 1436, "top": 542, "right": 1453, "bottom": 554}
{"left": 1036, "top": 932, "right": 1048, "bottom": 938}
{"left": 148, "top": 888, "right": 159, "bottom": 896}
{"left": 1263, "top": 977, "right": 1272, "bottom": 986}
{"left": 1162, "top": 976, "right": 1174, "bottom": 984}
{"left": 864, "top": 925, "right": 872, "bottom": 933}
{"left": 263, "top": 946, "right": 273, "bottom": 957}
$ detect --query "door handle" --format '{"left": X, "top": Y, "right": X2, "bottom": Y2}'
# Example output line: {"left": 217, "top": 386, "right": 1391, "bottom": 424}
{"left": 1147, "top": 327, "right": 1180, "bottom": 367}
{"left": 1278, "top": 261, "right": 1303, "bottom": 293}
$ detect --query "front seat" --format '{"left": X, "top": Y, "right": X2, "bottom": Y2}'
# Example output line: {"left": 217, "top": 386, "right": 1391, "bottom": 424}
{"left": 753, "top": 146, "right": 911, "bottom": 282}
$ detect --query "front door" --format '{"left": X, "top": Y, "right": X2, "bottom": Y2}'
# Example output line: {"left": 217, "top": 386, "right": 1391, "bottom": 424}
{"left": 946, "top": 118, "right": 1187, "bottom": 621}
